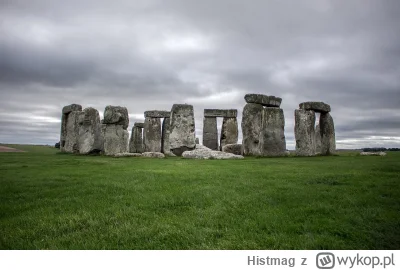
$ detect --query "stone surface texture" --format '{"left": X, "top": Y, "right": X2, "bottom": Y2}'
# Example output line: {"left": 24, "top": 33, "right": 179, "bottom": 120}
{"left": 134, "top": 122, "right": 144, "bottom": 128}
{"left": 103, "top": 105, "right": 129, "bottom": 129}
{"left": 294, "top": 109, "right": 316, "bottom": 156}
{"left": 222, "top": 144, "right": 242, "bottom": 155}
{"left": 244, "top": 94, "right": 282, "bottom": 107}
{"left": 129, "top": 125, "right": 144, "bottom": 153}
{"left": 262, "top": 107, "right": 286, "bottom": 156}
{"left": 203, "top": 117, "right": 218, "bottom": 150}
{"left": 101, "top": 124, "right": 129, "bottom": 156}
{"left": 319, "top": 112, "right": 336, "bottom": 155}
{"left": 143, "top": 117, "right": 162, "bottom": 152}
{"left": 142, "top": 152, "right": 165, "bottom": 158}
{"left": 299, "top": 102, "right": 331, "bottom": 113}
{"left": 169, "top": 104, "right": 196, "bottom": 156}
{"left": 144, "top": 110, "right": 171, "bottom": 118}
{"left": 63, "top": 111, "right": 84, "bottom": 153}
{"left": 182, "top": 144, "right": 244, "bottom": 159}
{"left": 204, "top": 109, "right": 237, "bottom": 118}
{"left": 241, "top": 103, "right": 264, "bottom": 156}
{"left": 220, "top": 117, "right": 238, "bottom": 150}
{"left": 114, "top": 153, "right": 142, "bottom": 157}
{"left": 315, "top": 123, "right": 322, "bottom": 154}
{"left": 78, "top": 107, "right": 103, "bottom": 154}
{"left": 161, "top": 117, "right": 173, "bottom": 155}
{"left": 60, "top": 104, "right": 82, "bottom": 152}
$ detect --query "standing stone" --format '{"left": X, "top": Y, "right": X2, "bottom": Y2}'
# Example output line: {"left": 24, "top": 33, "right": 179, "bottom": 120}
{"left": 143, "top": 117, "right": 162, "bottom": 152}
{"left": 78, "top": 107, "right": 103, "bottom": 154}
{"left": 60, "top": 104, "right": 82, "bottom": 152}
{"left": 315, "top": 123, "right": 322, "bottom": 154}
{"left": 102, "top": 124, "right": 129, "bottom": 156}
{"left": 220, "top": 117, "right": 238, "bottom": 150}
{"left": 195, "top": 137, "right": 199, "bottom": 144}
{"left": 294, "top": 109, "right": 316, "bottom": 156}
{"left": 169, "top": 104, "right": 196, "bottom": 156}
{"left": 203, "top": 117, "right": 218, "bottom": 150}
{"left": 129, "top": 124, "right": 144, "bottom": 153}
{"left": 103, "top": 105, "right": 129, "bottom": 129}
{"left": 63, "top": 111, "right": 84, "bottom": 153}
{"left": 161, "top": 117, "right": 172, "bottom": 155}
{"left": 242, "top": 103, "right": 264, "bottom": 156}
{"left": 320, "top": 113, "right": 336, "bottom": 155}
{"left": 262, "top": 107, "right": 286, "bottom": 156}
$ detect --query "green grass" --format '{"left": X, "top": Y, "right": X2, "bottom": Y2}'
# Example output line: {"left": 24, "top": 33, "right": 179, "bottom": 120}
{"left": 1, "top": 144, "right": 399, "bottom": 250}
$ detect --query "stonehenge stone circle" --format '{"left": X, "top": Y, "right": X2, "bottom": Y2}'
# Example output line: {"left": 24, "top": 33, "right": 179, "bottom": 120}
{"left": 60, "top": 104, "right": 82, "bottom": 152}
{"left": 103, "top": 105, "right": 129, "bottom": 129}
{"left": 203, "top": 117, "right": 218, "bottom": 150}
{"left": 220, "top": 117, "right": 238, "bottom": 150}
{"left": 102, "top": 105, "right": 129, "bottom": 155}
{"left": 143, "top": 117, "right": 162, "bottom": 152}
{"left": 101, "top": 124, "right": 129, "bottom": 155}
{"left": 262, "top": 107, "right": 286, "bottom": 156}
{"left": 78, "top": 107, "right": 103, "bottom": 154}
{"left": 242, "top": 103, "right": 264, "bottom": 156}
{"left": 320, "top": 112, "right": 336, "bottom": 155}
{"left": 129, "top": 123, "right": 144, "bottom": 153}
{"left": 161, "top": 117, "right": 173, "bottom": 155}
{"left": 294, "top": 109, "right": 316, "bottom": 156}
{"left": 144, "top": 110, "right": 171, "bottom": 118}
{"left": 299, "top": 102, "right": 331, "bottom": 113}
{"left": 169, "top": 104, "right": 196, "bottom": 156}
{"left": 222, "top": 144, "right": 242, "bottom": 155}
{"left": 244, "top": 94, "right": 282, "bottom": 107}
{"left": 242, "top": 95, "right": 286, "bottom": 156}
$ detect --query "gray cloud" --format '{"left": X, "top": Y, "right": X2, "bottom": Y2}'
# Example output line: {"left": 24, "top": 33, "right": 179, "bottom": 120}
{"left": 1, "top": 0, "right": 399, "bottom": 149}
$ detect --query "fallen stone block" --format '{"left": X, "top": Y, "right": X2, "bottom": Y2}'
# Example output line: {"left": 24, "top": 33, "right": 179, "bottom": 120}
{"left": 142, "top": 152, "right": 165, "bottom": 158}
{"left": 222, "top": 144, "right": 242, "bottom": 155}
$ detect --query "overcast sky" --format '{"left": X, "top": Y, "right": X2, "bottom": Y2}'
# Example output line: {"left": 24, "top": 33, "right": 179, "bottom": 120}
{"left": 1, "top": 0, "right": 399, "bottom": 149}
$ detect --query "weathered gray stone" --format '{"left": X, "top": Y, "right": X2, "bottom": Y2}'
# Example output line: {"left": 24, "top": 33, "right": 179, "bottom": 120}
{"left": 262, "top": 107, "right": 286, "bottom": 156}
{"left": 129, "top": 125, "right": 143, "bottom": 153}
{"left": 101, "top": 124, "right": 129, "bottom": 156}
{"left": 103, "top": 105, "right": 129, "bottom": 129}
{"left": 204, "top": 109, "right": 237, "bottom": 118}
{"left": 63, "top": 111, "right": 84, "bottom": 153}
{"left": 182, "top": 144, "right": 244, "bottom": 159}
{"left": 114, "top": 153, "right": 142, "bottom": 158}
{"left": 203, "top": 117, "right": 218, "bottom": 150}
{"left": 62, "top": 104, "right": 82, "bottom": 114}
{"left": 315, "top": 123, "right": 322, "bottom": 154}
{"left": 60, "top": 104, "right": 82, "bottom": 152}
{"left": 161, "top": 117, "right": 172, "bottom": 155}
{"left": 242, "top": 103, "right": 263, "bottom": 156}
{"left": 360, "top": 151, "right": 386, "bottom": 156}
{"left": 169, "top": 104, "right": 196, "bottom": 156}
{"left": 195, "top": 137, "right": 199, "bottom": 144}
{"left": 295, "top": 109, "right": 316, "bottom": 156}
{"left": 320, "top": 113, "right": 336, "bottom": 155}
{"left": 220, "top": 117, "right": 238, "bottom": 150}
{"left": 299, "top": 102, "right": 331, "bottom": 113}
{"left": 222, "top": 144, "right": 242, "bottom": 155}
{"left": 142, "top": 152, "right": 165, "bottom": 158}
{"left": 244, "top": 94, "right": 282, "bottom": 107}
{"left": 78, "top": 107, "right": 103, "bottom": 154}
{"left": 143, "top": 117, "right": 162, "bottom": 152}
{"left": 144, "top": 110, "right": 171, "bottom": 118}
{"left": 134, "top": 122, "right": 144, "bottom": 128}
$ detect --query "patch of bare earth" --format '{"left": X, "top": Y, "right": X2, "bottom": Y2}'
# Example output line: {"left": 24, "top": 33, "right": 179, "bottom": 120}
{"left": 0, "top": 146, "right": 26, "bottom": 152}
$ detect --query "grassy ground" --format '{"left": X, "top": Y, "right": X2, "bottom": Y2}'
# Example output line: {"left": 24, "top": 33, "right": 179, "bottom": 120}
{"left": 1, "top": 144, "right": 399, "bottom": 250}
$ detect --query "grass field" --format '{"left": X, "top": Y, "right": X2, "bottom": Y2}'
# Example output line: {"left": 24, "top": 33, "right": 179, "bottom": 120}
{"left": 1, "top": 144, "right": 399, "bottom": 250}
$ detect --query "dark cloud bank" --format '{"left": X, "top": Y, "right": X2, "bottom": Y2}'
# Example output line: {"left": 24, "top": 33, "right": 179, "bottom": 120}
{"left": 1, "top": 0, "right": 399, "bottom": 148}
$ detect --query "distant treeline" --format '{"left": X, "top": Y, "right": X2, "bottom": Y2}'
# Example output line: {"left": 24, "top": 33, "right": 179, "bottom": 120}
{"left": 362, "top": 148, "right": 400, "bottom": 152}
